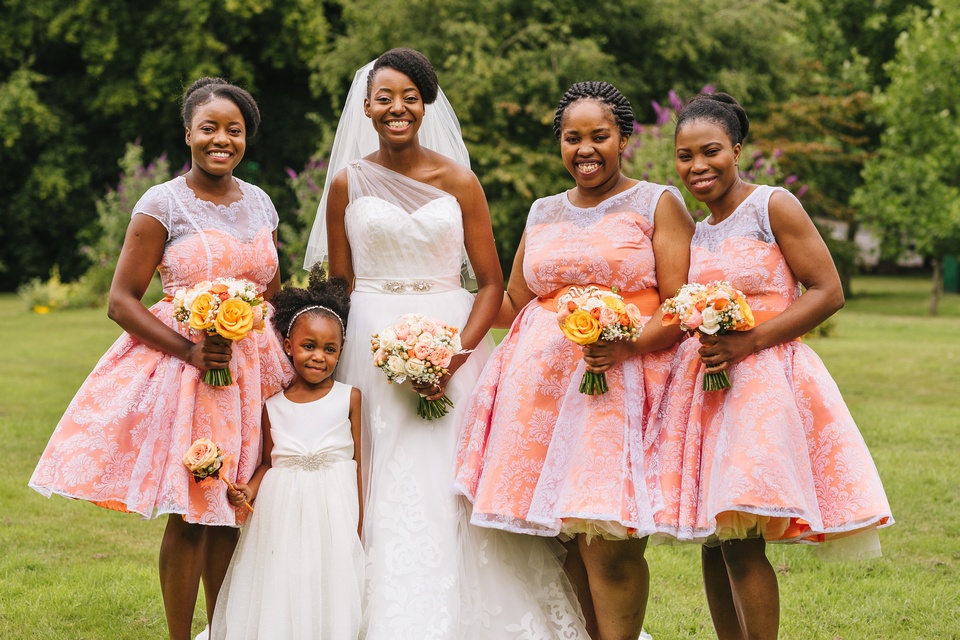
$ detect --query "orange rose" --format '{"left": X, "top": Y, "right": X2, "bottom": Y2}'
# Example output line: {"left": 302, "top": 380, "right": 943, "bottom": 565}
{"left": 561, "top": 309, "right": 602, "bottom": 345}
{"left": 736, "top": 296, "right": 755, "bottom": 330}
{"left": 188, "top": 293, "right": 217, "bottom": 331}
{"left": 210, "top": 283, "right": 230, "bottom": 301}
{"left": 182, "top": 438, "right": 222, "bottom": 474}
{"left": 214, "top": 298, "right": 254, "bottom": 340}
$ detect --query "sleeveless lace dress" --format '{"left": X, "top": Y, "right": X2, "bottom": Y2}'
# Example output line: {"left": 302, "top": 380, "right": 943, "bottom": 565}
{"left": 29, "top": 176, "right": 294, "bottom": 526}
{"left": 337, "top": 160, "right": 587, "bottom": 639}
{"left": 654, "top": 185, "right": 893, "bottom": 558}
{"left": 455, "top": 182, "right": 681, "bottom": 540}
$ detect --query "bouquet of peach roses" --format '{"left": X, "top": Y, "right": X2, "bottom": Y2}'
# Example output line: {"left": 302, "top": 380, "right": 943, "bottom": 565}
{"left": 172, "top": 278, "right": 266, "bottom": 386}
{"left": 661, "top": 281, "right": 755, "bottom": 391}
{"left": 557, "top": 285, "right": 644, "bottom": 395}
{"left": 182, "top": 438, "right": 253, "bottom": 512}
{"left": 371, "top": 313, "right": 466, "bottom": 420}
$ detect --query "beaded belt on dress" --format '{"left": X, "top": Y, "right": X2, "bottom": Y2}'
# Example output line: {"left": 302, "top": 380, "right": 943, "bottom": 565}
{"left": 274, "top": 452, "right": 349, "bottom": 471}
{"left": 353, "top": 275, "right": 461, "bottom": 294}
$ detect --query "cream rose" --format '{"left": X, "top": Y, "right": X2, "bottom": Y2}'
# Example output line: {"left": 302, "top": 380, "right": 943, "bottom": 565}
{"left": 182, "top": 438, "right": 221, "bottom": 475}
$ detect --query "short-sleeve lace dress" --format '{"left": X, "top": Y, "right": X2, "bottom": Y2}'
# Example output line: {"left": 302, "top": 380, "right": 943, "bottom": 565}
{"left": 29, "top": 176, "right": 294, "bottom": 526}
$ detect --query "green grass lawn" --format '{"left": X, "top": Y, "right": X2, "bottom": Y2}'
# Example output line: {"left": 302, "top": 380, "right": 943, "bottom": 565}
{"left": 1, "top": 276, "right": 958, "bottom": 638}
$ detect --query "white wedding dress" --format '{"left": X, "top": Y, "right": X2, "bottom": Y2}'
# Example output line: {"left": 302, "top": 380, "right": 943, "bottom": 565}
{"left": 336, "top": 159, "right": 588, "bottom": 639}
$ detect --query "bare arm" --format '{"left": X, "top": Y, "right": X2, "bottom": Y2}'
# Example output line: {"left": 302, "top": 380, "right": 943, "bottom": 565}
{"left": 107, "top": 214, "right": 231, "bottom": 370}
{"left": 350, "top": 387, "right": 363, "bottom": 537}
{"left": 325, "top": 170, "right": 355, "bottom": 289}
{"left": 497, "top": 230, "right": 536, "bottom": 328}
{"left": 698, "top": 190, "right": 843, "bottom": 372}
{"left": 582, "top": 190, "right": 694, "bottom": 372}
{"left": 229, "top": 406, "right": 274, "bottom": 507}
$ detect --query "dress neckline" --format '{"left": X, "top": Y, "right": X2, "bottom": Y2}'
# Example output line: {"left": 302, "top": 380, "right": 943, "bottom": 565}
{"left": 174, "top": 175, "right": 247, "bottom": 216}
{"left": 354, "top": 158, "right": 458, "bottom": 201}
{"left": 281, "top": 381, "right": 341, "bottom": 405}
{"left": 562, "top": 181, "right": 644, "bottom": 213}
{"left": 703, "top": 184, "right": 768, "bottom": 228}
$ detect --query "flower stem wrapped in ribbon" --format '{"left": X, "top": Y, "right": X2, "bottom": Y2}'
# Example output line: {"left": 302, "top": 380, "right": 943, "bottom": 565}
{"left": 661, "top": 281, "right": 755, "bottom": 391}
{"left": 172, "top": 278, "right": 267, "bottom": 386}
{"left": 371, "top": 313, "right": 468, "bottom": 420}
{"left": 182, "top": 438, "right": 253, "bottom": 512}
{"left": 556, "top": 285, "right": 645, "bottom": 395}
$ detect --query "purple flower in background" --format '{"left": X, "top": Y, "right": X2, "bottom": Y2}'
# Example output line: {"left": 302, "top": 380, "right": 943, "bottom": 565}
{"left": 701, "top": 85, "right": 716, "bottom": 95}
{"left": 285, "top": 167, "right": 298, "bottom": 181}
{"left": 796, "top": 185, "right": 808, "bottom": 198}
{"left": 785, "top": 175, "right": 798, "bottom": 185}
{"left": 668, "top": 90, "right": 683, "bottom": 113}
{"left": 307, "top": 177, "right": 319, "bottom": 193}
{"left": 766, "top": 167, "right": 775, "bottom": 176}
{"left": 651, "top": 100, "right": 670, "bottom": 126}
{"left": 754, "top": 158, "right": 764, "bottom": 169}
{"left": 774, "top": 148, "right": 783, "bottom": 159}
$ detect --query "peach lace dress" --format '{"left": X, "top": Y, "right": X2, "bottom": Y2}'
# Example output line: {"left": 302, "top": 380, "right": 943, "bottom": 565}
{"left": 455, "top": 182, "right": 682, "bottom": 539}
{"left": 654, "top": 185, "right": 893, "bottom": 556}
{"left": 29, "top": 176, "right": 294, "bottom": 526}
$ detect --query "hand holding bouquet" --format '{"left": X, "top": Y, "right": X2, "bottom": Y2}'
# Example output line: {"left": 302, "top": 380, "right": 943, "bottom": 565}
{"left": 661, "top": 281, "right": 755, "bottom": 391}
{"left": 371, "top": 314, "right": 467, "bottom": 420}
{"left": 557, "top": 285, "right": 644, "bottom": 395}
{"left": 182, "top": 438, "right": 253, "bottom": 512}
{"left": 172, "top": 278, "right": 267, "bottom": 386}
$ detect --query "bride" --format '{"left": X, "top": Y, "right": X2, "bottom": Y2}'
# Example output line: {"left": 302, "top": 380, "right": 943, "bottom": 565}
{"left": 303, "top": 48, "right": 589, "bottom": 638}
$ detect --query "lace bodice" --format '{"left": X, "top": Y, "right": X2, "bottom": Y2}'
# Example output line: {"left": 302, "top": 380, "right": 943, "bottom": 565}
{"left": 522, "top": 181, "right": 682, "bottom": 296}
{"left": 132, "top": 176, "right": 280, "bottom": 295}
{"left": 344, "top": 160, "right": 464, "bottom": 281}
{"left": 690, "top": 185, "right": 803, "bottom": 312}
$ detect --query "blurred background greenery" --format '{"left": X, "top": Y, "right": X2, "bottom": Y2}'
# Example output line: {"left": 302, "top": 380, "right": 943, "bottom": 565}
{"left": 2, "top": 0, "right": 958, "bottom": 311}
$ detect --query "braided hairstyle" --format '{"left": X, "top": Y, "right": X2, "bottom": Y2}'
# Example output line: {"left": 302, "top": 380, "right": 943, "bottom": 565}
{"left": 271, "top": 264, "right": 351, "bottom": 345}
{"left": 675, "top": 92, "right": 749, "bottom": 146}
{"left": 181, "top": 77, "right": 262, "bottom": 137}
{"left": 553, "top": 81, "right": 634, "bottom": 140}
{"left": 367, "top": 48, "right": 439, "bottom": 105}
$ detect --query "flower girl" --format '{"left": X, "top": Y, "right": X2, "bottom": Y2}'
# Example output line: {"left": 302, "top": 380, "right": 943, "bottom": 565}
{"left": 211, "top": 266, "right": 364, "bottom": 639}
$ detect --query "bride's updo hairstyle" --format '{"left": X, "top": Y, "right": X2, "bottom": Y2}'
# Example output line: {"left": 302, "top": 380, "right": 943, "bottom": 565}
{"left": 675, "top": 92, "right": 750, "bottom": 146}
{"left": 271, "top": 264, "right": 351, "bottom": 342}
{"left": 366, "top": 48, "right": 440, "bottom": 105}
{"left": 553, "top": 81, "right": 634, "bottom": 140}
{"left": 181, "top": 77, "right": 262, "bottom": 137}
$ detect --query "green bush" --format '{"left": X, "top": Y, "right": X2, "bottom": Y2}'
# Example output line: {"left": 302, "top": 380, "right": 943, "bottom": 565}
{"left": 17, "top": 143, "right": 170, "bottom": 312}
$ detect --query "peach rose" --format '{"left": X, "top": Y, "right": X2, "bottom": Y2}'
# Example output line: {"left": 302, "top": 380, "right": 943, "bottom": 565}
{"left": 598, "top": 306, "right": 618, "bottom": 327}
{"left": 414, "top": 342, "right": 432, "bottom": 360}
{"left": 625, "top": 303, "right": 644, "bottom": 328}
{"left": 188, "top": 293, "right": 217, "bottom": 331}
{"left": 250, "top": 303, "right": 265, "bottom": 331}
{"left": 214, "top": 299, "right": 254, "bottom": 340}
{"left": 561, "top": 309, "right": 602, "bottom": 345}
{"left": 182, "top": 438, "right": 222, "bottom": 475}
{"left": 429, "top": 346, "right": 453, "bottom": 368}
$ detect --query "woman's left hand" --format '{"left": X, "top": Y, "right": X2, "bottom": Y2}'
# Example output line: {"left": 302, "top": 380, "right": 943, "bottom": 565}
{"left": 697, "top": 331, "right": 757, "bottom": 374}
{"left": 581, "top": 339, "right": 638, "bottom": 373}
{"left": 411, "top": 371, "right": 451, "bottom": 401}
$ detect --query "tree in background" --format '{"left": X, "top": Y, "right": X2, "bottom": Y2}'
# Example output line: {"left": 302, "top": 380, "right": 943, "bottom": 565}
{"left": 852, "top": 0, "right": 960, "bottom": 315}
{"left": 0, "top": 0, "right": 332, "bottom": 290}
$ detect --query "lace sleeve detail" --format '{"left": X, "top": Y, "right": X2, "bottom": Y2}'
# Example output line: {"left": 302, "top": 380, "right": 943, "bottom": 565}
{"left": 131, "top": 184, "right": 173, "bottom": 233}
{"left": 243, "top": 180, "right": 280, "bottom": 231}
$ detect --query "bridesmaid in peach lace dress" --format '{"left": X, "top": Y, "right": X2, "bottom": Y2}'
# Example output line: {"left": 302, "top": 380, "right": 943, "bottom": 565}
{"left": 456, "top": 82, "right": 694, "bottom": 639}
{"left": 656, "top": 93, "right": 892, "bottom": 639}
{"left": 29, "top": 78, "right": 292, "bottom": 640}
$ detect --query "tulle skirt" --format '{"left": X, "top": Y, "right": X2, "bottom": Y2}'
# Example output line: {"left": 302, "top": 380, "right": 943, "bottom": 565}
{"left": 211, "top": 461, "right": 364, "bottom": 639}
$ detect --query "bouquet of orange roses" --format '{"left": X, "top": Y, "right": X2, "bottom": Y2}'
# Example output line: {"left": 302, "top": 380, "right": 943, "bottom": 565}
{"left": 556, "top": 285, "right": 644, "bottom": 395}
{"left": 172, "top": 278, "right": 266, "bottom": 386}
{"left": 371, "top": 313, "right": 466, "bottom": 420}
{"left": 182, "top": 438, "right": 253, "bottom": 512}
{"left": 661, "top": 281, "right": 755, "bottom": 391}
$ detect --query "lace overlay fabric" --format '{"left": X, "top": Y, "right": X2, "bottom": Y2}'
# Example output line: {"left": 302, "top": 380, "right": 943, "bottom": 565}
{"left": 456, "top": 182, "right": 681, "bottom": 540}
{"left": 29, "top": 177, "right": 293, "bottom": 526}
{"left": 654, "top": 185, "right": 893, "bottom": 555}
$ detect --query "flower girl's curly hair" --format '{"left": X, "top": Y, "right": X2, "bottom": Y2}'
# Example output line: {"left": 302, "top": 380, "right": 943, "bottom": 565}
{"left": 271, "top": 264, "right": 351, "bottom": 342}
